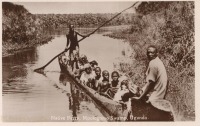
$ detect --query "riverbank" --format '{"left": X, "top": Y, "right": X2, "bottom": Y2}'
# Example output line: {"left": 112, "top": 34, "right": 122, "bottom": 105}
{"left": 2, "top": 2, "right": 53, "bottom": 57}
{"left": 2, "top": 36, "right": 53, "bottom": 57}
{"left": 106, "top": 2, "right": 194, "bottom": 121}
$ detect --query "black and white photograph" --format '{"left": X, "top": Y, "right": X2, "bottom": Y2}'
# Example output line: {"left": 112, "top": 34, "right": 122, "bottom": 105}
{"left": 1, "top": 0, "right": 195, "bottom": 123}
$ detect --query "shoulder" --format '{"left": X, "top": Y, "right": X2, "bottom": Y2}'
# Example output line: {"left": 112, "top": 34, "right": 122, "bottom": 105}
{"left": 149, "top": 57, "right": 161, "bottom": 68}
{"left": 149, "top": 57, "right": 167, "bottom": 73}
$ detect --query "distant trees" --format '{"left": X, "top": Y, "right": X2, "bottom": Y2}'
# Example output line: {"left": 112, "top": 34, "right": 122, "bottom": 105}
{"left": 35, "top": 13, "right": 134, "bottom": 28}
{"left": 2, "top": 2, "right": 134, "bottom": 55}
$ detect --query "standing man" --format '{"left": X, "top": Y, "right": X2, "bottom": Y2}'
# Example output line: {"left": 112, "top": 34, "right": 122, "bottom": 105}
{"left": 66, "top": 24, "right": 89, "bottom": 71}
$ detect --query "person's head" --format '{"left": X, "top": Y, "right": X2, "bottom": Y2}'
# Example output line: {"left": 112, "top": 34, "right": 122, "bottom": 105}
{"left": 80, "top": 54, "right": 88, "bottom": 64}
{"left": 147, "top": 45, "right": 158, "bottom": 60}
{"left": 121, "top": 80, "right": 128, "bottom": 90}
{"left": 90, "top": 60, "right": 98, "bottom": 68}
{"left": 84, "top": 63, "right": 92, "bottom": 74}
{"left": 95, "top": 67, "right": 101, "bottom": 76}
{"left": 69, "top": 24, "right": 74, "bottom": 32}
{"left": 102, "top": 70, "right": 109, "bottom": 80}
{"left": 111, "top": 71, "right": 119, "bottom": 82}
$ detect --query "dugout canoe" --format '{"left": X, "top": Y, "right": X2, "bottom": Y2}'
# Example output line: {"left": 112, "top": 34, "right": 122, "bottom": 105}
{"left": 58, "top": 54, "right": 175, "bottom": 121}
{"left": 58, "top": 55, "right": 129, "bottom": 121}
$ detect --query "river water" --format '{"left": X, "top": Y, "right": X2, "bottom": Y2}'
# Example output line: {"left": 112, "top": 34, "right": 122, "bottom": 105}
{"left": 2, "top": 28, "right": 134, "bottom": 122}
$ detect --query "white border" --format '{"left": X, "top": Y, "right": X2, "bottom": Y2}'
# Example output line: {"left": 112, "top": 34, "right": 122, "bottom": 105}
{"left": 0, "top": 0, "right": 199, "bottom": 126}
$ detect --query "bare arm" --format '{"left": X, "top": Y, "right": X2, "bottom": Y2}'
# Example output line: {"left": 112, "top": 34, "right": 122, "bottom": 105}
{"left": 75, "top": 31, "right": 89, "bottom": 38}
{"left": 138, "top": 80, "right": 155, "bottom": 100}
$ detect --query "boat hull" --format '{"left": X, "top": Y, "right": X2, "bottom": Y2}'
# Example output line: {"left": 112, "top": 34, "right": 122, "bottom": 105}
{"left": 58, "top": 58, "right": 129, "bottom": 121}
{"left": 58, "top": 56, "right": 175, "bottom": 121}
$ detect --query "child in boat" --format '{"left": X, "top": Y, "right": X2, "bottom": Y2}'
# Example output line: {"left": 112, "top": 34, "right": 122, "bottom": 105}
{"left": 59, "top": 52, "right": 70, "bottom": 66}
{"left": 92, "top": 67, "right": 102, "bottom": 91}
{"left": 73, "top": 54, "right": 88, "bottom": 78}
{"left": 97, "top": 70, "right": 112, "bottom": 98}
{"left": 113, "top": 76, "right": 129, "bottom": 102}
{"left": 80, "top": 63, "right": 95, "bottom": 87}
{"left": 111, "top": 71, "right": 120, "bottom": 88}
{"left": 79, "top": 54, "right": 88, "bottom": 65}
{"left": 89, "top": 60, "right": 98, "bottom": 71}
{"left": 106, "top": 71, "right": 120, "bottom": 98}
{"left": 95, "top": 67, "right": 101, "bottom": 80}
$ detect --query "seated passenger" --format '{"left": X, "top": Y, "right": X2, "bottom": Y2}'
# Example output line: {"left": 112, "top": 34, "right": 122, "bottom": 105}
{"left": 113, "top": 77, "right": 129, "bottom": 102}
{"left": 94, "top": 67, "right": 101, "bottom": 80}
{"left": 89, "top": 60, "right": 98, "bottom": 71}
{"left": 73, "top": 54, "right": 88, "bottom": 78}
{"left": 79, "top": 54, "right": 88, "bottom": 66}
{"left": 106, "top": 71, "right": 120, "bottom": 98}
{"left": 111, "top": 71, "right": 120, "bottom": 88}
{"left": 59, "top": 52, "right": 69, "bottom": 66}
{"left": 80, "top": 63, "right": 95, "bottom": 87}
{"left": 97, "top": 70, "right": 111, "bottom": 98}
{"left": 92, "top": 67, "right": 102, "bottom": 91}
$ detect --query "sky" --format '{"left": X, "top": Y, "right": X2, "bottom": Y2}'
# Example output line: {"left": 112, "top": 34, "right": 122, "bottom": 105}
{"left": 13, "top": 2, "right": 138, "bottom": 14}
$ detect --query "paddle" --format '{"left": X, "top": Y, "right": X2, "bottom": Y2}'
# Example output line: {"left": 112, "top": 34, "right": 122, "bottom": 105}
{"left": 34, "top": 48, "right": 69, "bottom": 73}
{"left": 34, "top": 2, "right": 139, "bottom": 73}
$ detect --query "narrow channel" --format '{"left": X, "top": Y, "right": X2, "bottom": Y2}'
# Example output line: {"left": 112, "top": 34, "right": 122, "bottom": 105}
{"left": 2, "top": 28, "right": 134, "bottom": 122}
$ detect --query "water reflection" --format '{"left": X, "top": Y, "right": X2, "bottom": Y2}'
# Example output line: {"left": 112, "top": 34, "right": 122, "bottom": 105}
{"left": 2, "top": 28, "right": 134, "bottom": 122}
{"left": 58, "top": 73, "right": 106, "bottom": 122}
{"left": 2, "top": 48, "right": 38, "bottom": 95}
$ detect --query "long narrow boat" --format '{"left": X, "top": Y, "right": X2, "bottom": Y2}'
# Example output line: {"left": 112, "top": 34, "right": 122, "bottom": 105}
{"left": 58, "top": 55, "right": 129, "bottom": 121}
{"left": 58, "top": 54, "right": 175, "bottom": 121}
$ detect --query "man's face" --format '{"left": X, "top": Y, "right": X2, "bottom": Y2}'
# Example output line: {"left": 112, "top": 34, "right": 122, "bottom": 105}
{"left": 147, "top": 47, "right": 157, "bottom": 60}
{"left": 70, "top": 25, "right": 74, "bottom": 31}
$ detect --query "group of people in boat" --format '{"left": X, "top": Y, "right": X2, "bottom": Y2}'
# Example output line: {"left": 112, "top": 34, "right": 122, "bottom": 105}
{"left": 60, "top": 52, "right": 141, "bottom": 102}
{"left": 60, "top": 24, "right": 173, "bottom": 120}
{"left": 60, "top": 24, "right": 142, "bottom": 102}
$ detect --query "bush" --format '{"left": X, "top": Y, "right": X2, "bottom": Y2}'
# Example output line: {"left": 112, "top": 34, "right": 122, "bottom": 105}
{"left": 110, "top": 1, "right": 194, "bottom": 121}
{"left": 2, "top": 2, "right": 52, "bottom": 56}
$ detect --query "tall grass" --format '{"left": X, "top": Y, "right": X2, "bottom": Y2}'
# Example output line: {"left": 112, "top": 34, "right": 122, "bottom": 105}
{"left": 110, "top": 2, "right": 194, "bottom": 121}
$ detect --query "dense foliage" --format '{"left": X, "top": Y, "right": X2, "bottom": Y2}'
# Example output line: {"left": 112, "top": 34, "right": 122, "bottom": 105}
{"left": 107, "top": 1, "right": 194, "bottom": 120}
{"left": 2, "top": 2, "right": 52, "bottom": 56}
{"left": 35, "top": 13, "right": 133, "bottom": 28}
{"left": 2, "top": 2, "right": 134, "bottom": 56}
